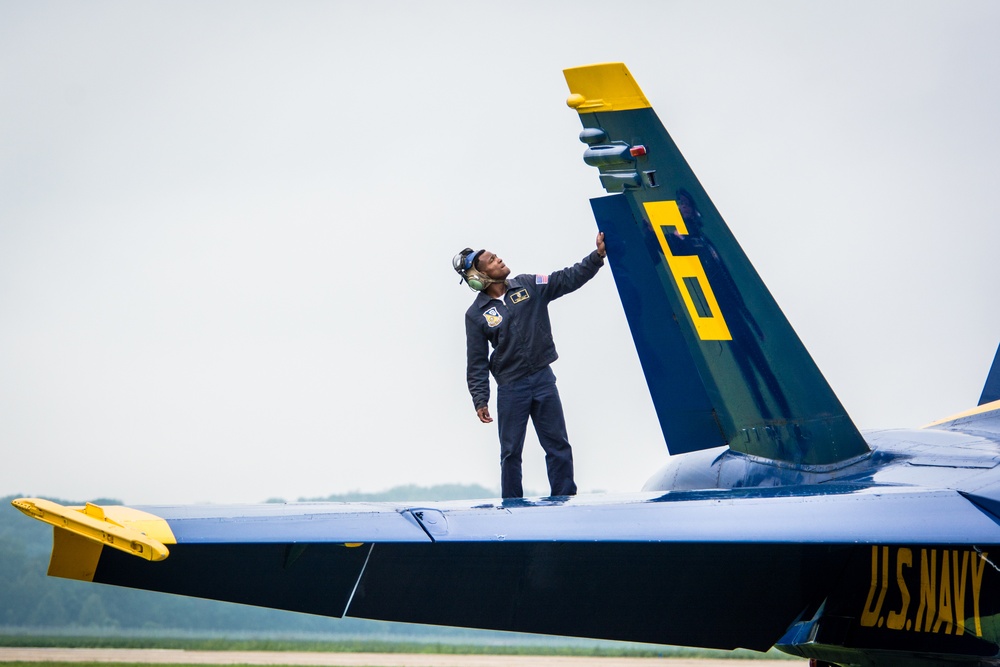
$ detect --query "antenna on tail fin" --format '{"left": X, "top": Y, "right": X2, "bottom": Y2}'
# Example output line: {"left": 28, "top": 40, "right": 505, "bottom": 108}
{"left": 564, "top": 63, "right": 869, "bottom": 465}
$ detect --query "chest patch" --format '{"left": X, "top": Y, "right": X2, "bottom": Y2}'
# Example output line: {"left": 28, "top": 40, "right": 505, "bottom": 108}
{"left": 510, "top": 289, "right": 530, "bottom": 304}
{"left": 536, "top": 274, "right": 549, "bottom": 285}
{"left": 483, "top": 307, "right": 503, "bottom": 328}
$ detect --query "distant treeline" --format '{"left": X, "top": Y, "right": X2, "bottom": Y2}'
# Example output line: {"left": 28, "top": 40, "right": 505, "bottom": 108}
{"left": 284, "top": 483, "right": 498, "bottom": 503}
{"left": 0, "top": 485, "right": 499, "bottom": 635}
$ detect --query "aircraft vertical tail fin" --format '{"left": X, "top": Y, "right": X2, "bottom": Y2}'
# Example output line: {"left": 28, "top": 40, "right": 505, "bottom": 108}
{"left": 980, "top": 342, "right": 1000, "bottom": 405}
{"left": 564, "top": 63, "right": 869, "bottom": 465}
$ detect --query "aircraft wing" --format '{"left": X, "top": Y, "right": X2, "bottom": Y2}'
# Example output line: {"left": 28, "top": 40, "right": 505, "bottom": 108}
{"left": 927, "top": 400, "right": 1000, "bottom": 439}
{"left": 52, "top": 485, "right": 1000, "bottom": 544}
{"left": 14, "top": 486, "right": 1000, "bottom": 651}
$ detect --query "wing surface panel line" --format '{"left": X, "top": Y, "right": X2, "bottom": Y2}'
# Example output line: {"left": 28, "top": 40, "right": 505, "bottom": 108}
{"left": 342, "top": 542, "right": 374, "bottom": 617}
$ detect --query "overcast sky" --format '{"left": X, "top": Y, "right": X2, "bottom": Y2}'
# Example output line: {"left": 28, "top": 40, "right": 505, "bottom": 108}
{"left": 3, "top": 1, "right": 1000, "bottom": 505}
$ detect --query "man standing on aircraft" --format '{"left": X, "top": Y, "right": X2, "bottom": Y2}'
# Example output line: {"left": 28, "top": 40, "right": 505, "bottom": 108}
{"left": 454, "top": 233, "right": 606, "bottom": 499}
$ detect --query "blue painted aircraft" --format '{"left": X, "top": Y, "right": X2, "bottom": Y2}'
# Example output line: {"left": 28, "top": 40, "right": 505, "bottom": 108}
{"left": 13, "top": 63, "right": 1000, "bottom": 667}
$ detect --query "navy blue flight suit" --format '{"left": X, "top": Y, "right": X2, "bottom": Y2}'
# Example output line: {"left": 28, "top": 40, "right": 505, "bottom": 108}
{"left": 465, "top": 251, "right": 604, "bottom": 498}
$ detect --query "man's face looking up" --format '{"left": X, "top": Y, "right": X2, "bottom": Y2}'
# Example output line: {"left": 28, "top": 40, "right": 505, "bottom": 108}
{"left": 476, "top": 251, "right": 510, "bottom": 281}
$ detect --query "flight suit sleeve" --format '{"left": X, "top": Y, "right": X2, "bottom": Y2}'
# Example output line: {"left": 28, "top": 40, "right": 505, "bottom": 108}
{"left": 465, "top": 312, "right": 491, "bottom": 410}
{"left": 544, "top": 250, "right": 605, "bottom": 301}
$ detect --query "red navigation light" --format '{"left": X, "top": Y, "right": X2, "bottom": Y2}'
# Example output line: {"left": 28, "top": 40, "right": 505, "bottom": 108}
{"left": 629, "top": 145, "right": 647, "bottom": 157}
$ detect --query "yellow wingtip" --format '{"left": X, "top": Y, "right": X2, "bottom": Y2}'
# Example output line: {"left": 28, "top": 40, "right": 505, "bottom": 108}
{"left": 11, "top": 497, "right": 173, "bottom": 563}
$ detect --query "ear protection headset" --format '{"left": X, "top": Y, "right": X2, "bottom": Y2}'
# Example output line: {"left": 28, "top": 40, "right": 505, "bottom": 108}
{"left": 453, "top": 247, "right": 491, "bottom": 292}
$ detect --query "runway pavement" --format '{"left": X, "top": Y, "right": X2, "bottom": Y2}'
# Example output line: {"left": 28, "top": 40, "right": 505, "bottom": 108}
{"left": 0, "top": 648, "right": 803, "bottom": 666}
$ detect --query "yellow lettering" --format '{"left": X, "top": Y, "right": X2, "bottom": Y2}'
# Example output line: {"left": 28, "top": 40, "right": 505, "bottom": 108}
{"left": 952, "top": 550, "right": 969, "bottom": 636}
{"left": 862, "top": 546, "right": 890, "bottom": 627}
{"left": 644, "top": 201, "right": 732, "bottom": 341}
{"left": 915, "top": 549, "right": 937, "bottom": 632}
{"left": 887, "top": 548, "right": 912, "bottom": 630}
{"left": 933, "top": 550, "right": 954, "bottom": 634}
{"left": 971, "top": 551, "right": 987, "bottom": 637}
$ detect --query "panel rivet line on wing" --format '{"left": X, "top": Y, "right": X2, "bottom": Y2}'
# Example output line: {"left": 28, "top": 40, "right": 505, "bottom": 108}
{"left": 342, "top": 542, "right": 375, "bottom": 617}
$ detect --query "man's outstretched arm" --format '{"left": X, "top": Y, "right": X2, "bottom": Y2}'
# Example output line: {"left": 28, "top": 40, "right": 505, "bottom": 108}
{"left": 545, "top": 232, "right": 607, "bottom": 300}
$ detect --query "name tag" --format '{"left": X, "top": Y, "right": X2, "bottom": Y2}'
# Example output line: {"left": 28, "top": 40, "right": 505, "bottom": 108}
{"left": 511, "top": 289, "right": 530, "bottom": 304}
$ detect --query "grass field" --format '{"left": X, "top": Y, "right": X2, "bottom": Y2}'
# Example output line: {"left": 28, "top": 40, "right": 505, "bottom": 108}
{"left": 0, "top": 656, "right": 804, "bottom": 667}
{"left": 3, "top": 663, "right": 192, "bottom": 667}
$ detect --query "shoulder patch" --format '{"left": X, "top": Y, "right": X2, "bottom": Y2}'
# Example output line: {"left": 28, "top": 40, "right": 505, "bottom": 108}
{"left": 536, "top": 274, "right": 549, "bottom": 284}
{"left": 483, "top": 307, "right": 503, "bottom": 328}
{"left": 510, "top": 289, "right": 530, "bottom": 304}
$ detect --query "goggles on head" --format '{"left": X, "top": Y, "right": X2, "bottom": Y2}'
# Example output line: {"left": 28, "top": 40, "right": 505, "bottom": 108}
{"left": 453, "top": 247, "right": 489, "bottom": 291}
{"left": 453, "top": 248, "right": 485, "bottom": 276}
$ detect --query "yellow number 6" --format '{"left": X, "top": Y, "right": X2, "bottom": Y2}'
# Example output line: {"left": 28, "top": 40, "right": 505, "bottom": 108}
{"left": 644, "top": 200, "right": 732, "bottom": 341}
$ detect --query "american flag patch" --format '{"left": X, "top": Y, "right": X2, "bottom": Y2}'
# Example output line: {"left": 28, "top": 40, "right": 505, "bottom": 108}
{"left": 535, "top": 274, "right": 548, "bottom": 284}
